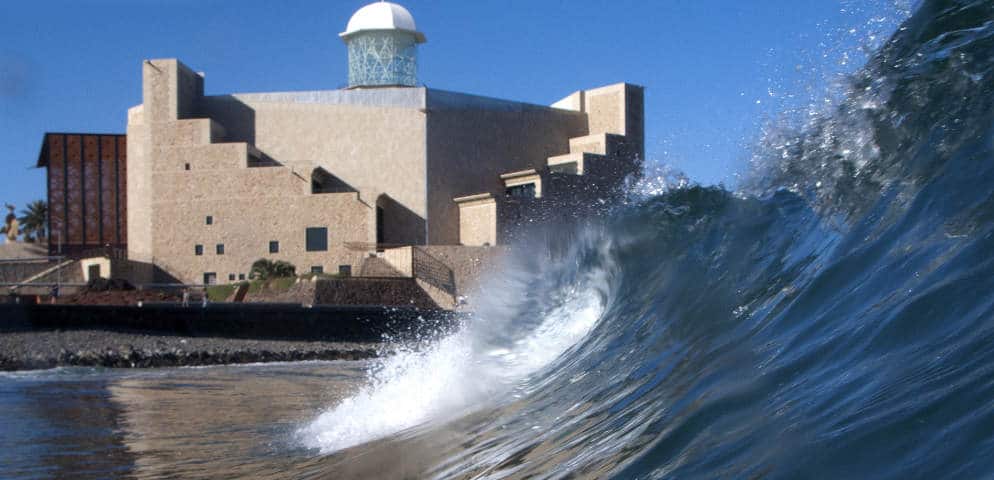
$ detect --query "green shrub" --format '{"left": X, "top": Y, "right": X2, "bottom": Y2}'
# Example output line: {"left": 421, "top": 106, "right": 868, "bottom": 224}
{"left": 250, "top": 259, "right": 297, "bottom": 280}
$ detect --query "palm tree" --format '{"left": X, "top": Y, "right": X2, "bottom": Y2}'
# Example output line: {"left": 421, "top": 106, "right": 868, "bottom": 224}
{"left": 249, "top": 258, "right": 296, "bottom": 280}
{"left": 18, "top": 200, "right": 47, "bottom": 243}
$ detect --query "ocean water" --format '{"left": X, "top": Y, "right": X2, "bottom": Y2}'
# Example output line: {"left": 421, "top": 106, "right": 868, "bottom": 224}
{"left": 4, "top": 0, "right": 994, "bottom": 477}
{"left": 0, "top": 362, "right": 369, "bottom": 479}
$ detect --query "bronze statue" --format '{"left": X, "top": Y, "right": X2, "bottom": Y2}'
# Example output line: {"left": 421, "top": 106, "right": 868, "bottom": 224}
{"left": 2, "top": 204, "right": 19, "bottom": 243}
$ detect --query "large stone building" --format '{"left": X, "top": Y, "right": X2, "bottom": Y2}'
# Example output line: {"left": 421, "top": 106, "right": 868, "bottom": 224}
{"left": 46, "top": 2, "right": 644, "bottom": 286}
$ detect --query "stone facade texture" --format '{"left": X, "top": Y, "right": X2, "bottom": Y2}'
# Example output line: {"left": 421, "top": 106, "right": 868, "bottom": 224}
{"left": 125, "top": 58, "right": 643, "bottom": 285}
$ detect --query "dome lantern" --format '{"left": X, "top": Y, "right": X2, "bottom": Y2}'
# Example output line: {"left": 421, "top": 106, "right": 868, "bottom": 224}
{"left": 340, "top": 2, "right": 426, "bottom": 88}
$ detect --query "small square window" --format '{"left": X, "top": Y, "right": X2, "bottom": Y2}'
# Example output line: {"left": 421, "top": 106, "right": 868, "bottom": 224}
{"left": 269, "top": 241, "right": 279, "bottom": 254}
{"left": 339, "top": 265, "right": 352, "bottom": 277}
{"left": 216, "top": 244, "right": 224, "bottom": 255}
{"left": 228, "top": 273, "right": 236, "bottom": 281}
{"left": 305, "top": 227, "right": 328, "bottom": 252}
{"left": 238, "top": 273, "right": 245, "bottom": 281}
{"left": 203, "top": 272, "right": 217, "bottom": 285}
{"left": 206, "top": 215, "right": 213, "bottom": 225}
{"left": 194, "top": 244, "right": 203, "bottom": 256}
{"left": 311, "top": 266, "right": 324, "bottom": 274}
{"left": 506, "top": 183, "right": 536, "bottom": 198}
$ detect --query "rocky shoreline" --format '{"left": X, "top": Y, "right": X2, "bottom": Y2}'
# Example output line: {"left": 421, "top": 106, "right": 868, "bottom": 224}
{"left": 0, "top": 329, "right": 383, "bottom": 371}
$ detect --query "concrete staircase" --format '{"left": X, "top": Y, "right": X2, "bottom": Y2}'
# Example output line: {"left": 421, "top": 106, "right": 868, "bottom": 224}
{"left": 8, "top": 259, "right": 82, "bottom": 296}
{"left": 17, "top": 259, "right": 81, "bottom": 286}
{"left": 0, "top": 261, "right": 55, "bottom": 285}
{"left": 359, "top": 256, "right": 406, "bottom": 277}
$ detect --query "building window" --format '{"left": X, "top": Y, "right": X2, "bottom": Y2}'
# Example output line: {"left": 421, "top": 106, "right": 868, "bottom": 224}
{"left": 203, "top": 272, "right": 217, "bottom": 285}
{"left": 311, "top": 266, "right": 324, "bottom": 274}
{"left": 305, "top": 227, "right": 328, "bottom": 252}
{"left": 549, "top": 162, "right": 578, "bottom": 175}
{"left": 376, "top": 206, "right": 384, "bottom": 244}
{"left": 339, "top": 265, "right": 352, "bottom": 277}
{"left": 238, "top": 273, "right": 245, "bottom": 281}
{"left": 228, "top": 273, "right": 236, "bottom": 281}
{"left": 206, "top": 215, "right": 213, "bottom": 225}
{"left": 195, "top": 244, "right": 203, "bottom": 256}
{"left": 216, "top": 244, "right": 224, "bottom": 255}
{"left": 269, "top": 241, "right": 279, "bottom": 253}
{"left": 184, "top": 163, "right": 191, "bottom": 171}
{"left": 506, "top": 183, "right": 536, "bottom": 198}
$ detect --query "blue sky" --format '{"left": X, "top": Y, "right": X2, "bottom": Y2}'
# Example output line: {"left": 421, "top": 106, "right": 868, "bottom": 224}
{"left": 0, "top": 0, "right": 906, "bottom": 210}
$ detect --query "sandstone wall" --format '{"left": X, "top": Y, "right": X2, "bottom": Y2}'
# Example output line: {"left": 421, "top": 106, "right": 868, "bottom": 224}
{"left": 425, "top": 90, "right": 589, "bottom": 245}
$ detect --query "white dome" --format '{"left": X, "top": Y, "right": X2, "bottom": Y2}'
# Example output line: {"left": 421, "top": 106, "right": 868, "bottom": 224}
{"left": 341, "top": 2, "right": 426, "bottom": 43}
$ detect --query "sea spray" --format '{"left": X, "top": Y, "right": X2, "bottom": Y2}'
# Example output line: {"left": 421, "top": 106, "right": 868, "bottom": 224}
{"left": 299, "top": 235, "right": 615, "bottom": 453}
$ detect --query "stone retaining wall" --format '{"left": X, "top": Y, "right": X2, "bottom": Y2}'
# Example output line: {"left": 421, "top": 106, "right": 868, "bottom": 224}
{"left": 314, "top": 278, "right": 438, "bottom": 309}
{"left": 0, "top": 303, "right": 458, "bottom": 342}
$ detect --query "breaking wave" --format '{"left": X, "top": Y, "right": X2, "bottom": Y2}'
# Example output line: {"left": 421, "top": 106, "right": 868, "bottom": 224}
{"left": 299, "top": 1, "right": 994, "bottom": 477}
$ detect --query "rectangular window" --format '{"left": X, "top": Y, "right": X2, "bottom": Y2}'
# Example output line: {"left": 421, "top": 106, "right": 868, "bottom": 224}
{"left": 549, "top": 162, "right": 578, "bottom": 175}
{"left": 238, "top": 273, "right": 245, "bottom": 281}
{"left": 216, "top": 244, "right": 224, "bottom": 255}
{"left": 203, "top": 272, "right": 217, "bottom": 285}
{"left": 376, "top": 206, "right": 384, "bottom": 244}
{"left": 206, "top": 215, "right": 213, "bottom": 225}
{"left": 228, "top": 273, "right": 236, "bottom": 281}
{"left": 195, "top": 244, "right": 203, "bottom": 256}
{"left": 306, "top": 227, "right": 328, "bottom": 252}
{"left": 311, "top": 266, "right": 324, "bottom": 274}
{"left": 269, "top": 240, "right": 279, "bottom": 253}
{"left": 338, "top": 265, "right": 352, "bottom": 277}
{"left": 506, "top": 183, "right": 536, "bottom": 198}
{"left": 184, "top": 163, "right": 191, "bottom": 171}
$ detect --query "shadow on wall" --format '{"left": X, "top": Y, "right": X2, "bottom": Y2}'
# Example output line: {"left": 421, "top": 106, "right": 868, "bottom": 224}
{"left": 199, "top": 95, "right": 256, "bottom": 146}
{"left": 152, "top": 265, "right": 183, "bottom": 284}
{"left": 312, "top": 168, "right": 358, "bottom": 194}
{"left": 376, "top": 194, "right": 425, "bottom": 245}
{"left": 199, "top": 95, "right": 283, "bottom": 169}
{"left": 200, "top": 96, "right": 347, "bottom": 172}
{"left": 115, "top": 260, "right": 182, "bottom": 285}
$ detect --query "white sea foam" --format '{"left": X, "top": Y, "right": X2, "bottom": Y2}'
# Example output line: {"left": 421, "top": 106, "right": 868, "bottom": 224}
{"left": 298, "top": 274, "right": 604, "bottom": 454}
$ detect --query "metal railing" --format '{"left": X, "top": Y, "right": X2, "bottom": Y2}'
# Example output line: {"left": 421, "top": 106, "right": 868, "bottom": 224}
{"left": 412, "top": 247, "right": 456, "bottom": 296}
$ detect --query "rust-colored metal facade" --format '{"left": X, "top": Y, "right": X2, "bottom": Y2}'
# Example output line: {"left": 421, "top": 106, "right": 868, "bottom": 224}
{"left": 37, "top": 133, "right": 127, "bottom": 257}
